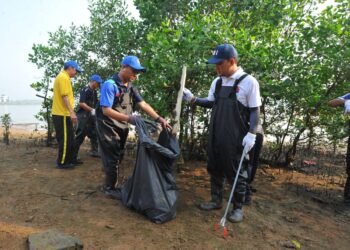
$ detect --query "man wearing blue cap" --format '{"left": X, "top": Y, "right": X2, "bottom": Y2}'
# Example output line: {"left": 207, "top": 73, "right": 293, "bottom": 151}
{"left": 329, "top": 94, "right": 350, "bottom": 206}
{"left": 52, "top": 60, "right": 83, "bottom": 169}
{"left": 96, "top": 55, "right": 171, "bottom": 199}
{"left": 72, "top": 74, "right": 103, "bottom": 162}
{"left": 183, "top": 44, "right": 262, "bottom": 222}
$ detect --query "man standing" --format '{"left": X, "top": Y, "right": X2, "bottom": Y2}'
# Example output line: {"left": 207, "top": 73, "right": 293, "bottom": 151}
{"left": 329, "top": 94, "right": 350, "bottom": 206}
{"left": 73, "top": 74, "right": 102, "bottom": 162}
{"left": 183, "top": 44, "right": 261, "bottom": 222}
{"left": 52, "top": 60, "right": 83, "bottom": 169}
{"left": 96, "top": 55, "right": 171, "bottom": 199}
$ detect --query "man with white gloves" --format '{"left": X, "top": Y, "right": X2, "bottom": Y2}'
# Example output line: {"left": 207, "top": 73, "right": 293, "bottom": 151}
{"left": 329, "top": 94, "right": 350, "bottom": 206}
{"left": 73, "top": 74, "right": 103, "bottom": 162}
{"left": 183, "top": 44, "right": 262, "bottom": 222}
{"left": 345, "top": 99, "right": 350, "bottom": 115}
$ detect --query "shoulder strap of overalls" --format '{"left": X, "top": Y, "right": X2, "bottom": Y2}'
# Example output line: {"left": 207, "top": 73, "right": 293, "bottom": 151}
{"left": 233, "top": 73, "right": 250, "bottom": 132}
{"left": 233, "top": 73, "right": 249, "bottom": 92}
{"left": 127, "top": 84, "right": 136, "bottom": 111}
{"left": 213, "top": 78, "right": 223, "bottom": 104}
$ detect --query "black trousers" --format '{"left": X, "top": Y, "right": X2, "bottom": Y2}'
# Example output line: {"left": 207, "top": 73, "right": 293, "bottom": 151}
{"left": 248, "top": 133, "right": 264, "bottom": 183}
{"left": 208, "top": 161, "right": 248, "bottom": 209}
{"left": 73, "top": 113, "right": 98, "bottom": 159}
{"left": 53, "top": 115, "right": 75, "bottom": 165}
{"left": 345, "top": 132, "right": 350, "bottom": 202}
{"left": 245, "top": 133, "right": 264, "bottom": 199}
{"left": 96, "top": 119, "right": 128, "bottom": 188}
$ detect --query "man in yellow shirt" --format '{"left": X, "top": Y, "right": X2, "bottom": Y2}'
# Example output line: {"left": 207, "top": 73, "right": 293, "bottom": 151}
{"left": 52, "top": 60, "right": 83, "bottom": 169}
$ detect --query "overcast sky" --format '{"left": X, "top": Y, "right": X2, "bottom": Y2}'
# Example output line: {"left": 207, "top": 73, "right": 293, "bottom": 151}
{"left": 0, "top": 0, "right": 138, "bottom": 100}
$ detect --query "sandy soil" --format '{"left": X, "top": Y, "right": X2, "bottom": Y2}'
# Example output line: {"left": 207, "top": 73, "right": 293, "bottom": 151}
{"left": 0, "top": 129, "right": 349, "bottom": 249}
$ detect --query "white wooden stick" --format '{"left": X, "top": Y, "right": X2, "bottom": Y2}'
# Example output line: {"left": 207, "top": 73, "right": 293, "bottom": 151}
{"left": 172, "top": 65, "right": 187, "bottom": 136}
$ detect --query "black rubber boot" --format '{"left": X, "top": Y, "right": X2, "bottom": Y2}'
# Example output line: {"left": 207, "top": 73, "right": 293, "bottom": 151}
{"left": 71, "top": 158, "right": 83, "bottom": 165}
{"left": 199, "top": 175, "right": 224, "bottom": 210}
{"left": 89, "top": 151, "right": 100, "bottom": 158}
{"left": 56, "top": 163, "right": 75, "bottom": 169}
{"left": 199, "top": 199, "right": 222, "bottom": 211}
{"left": 243, "top": 184, "right": 252, "bottom": 205}
{"left": 344, "top": 176, "right": 350, "bottom": 206}
{"left": 90, "top": 139, "right": 100, "bottom": 157}
{"left": 101, "top": 186, "right": 122, "bottom": 200}
{"left": 228, "top": 208, "right": 244, "bottom": 223}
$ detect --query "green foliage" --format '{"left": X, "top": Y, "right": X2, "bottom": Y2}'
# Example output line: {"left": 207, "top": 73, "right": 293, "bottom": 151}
{"left": 86, "top": 0, "right": 143, "bottom": 76}
{"left": 29, "top": 0, "right": 350, "bottom": 164}
{"left": 134, "top": 0, "right": 191, "bottom": 27}
{"left": 1, "top": 113, "right": 12, "bottom": 145}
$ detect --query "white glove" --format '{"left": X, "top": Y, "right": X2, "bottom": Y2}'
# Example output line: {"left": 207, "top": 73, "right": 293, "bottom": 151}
{"left": 91, "top": 109, "right": 96, "bottom": 116}
{"left": 183, "top": 88, "right": 194, "bottom": 102}
{"left": 344, "top": 100, "right": 350, "bottom": 115}
{"left": 242, "top": 132, "right": 256, "bottom": 154}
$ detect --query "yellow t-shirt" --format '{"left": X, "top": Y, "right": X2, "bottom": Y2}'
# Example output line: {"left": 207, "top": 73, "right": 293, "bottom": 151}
{"left": 52, "top": 71, "right": 74, "bottom": 116}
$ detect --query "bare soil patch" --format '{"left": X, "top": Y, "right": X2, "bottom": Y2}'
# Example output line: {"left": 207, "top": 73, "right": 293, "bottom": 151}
{"left": 0, "top": 130, "right": 349, "bottom": 249}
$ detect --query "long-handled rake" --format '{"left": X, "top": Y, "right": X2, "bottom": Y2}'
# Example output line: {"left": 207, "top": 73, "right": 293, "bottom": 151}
{"left": 214, "top": 150, "right": 248, "bottom": 238}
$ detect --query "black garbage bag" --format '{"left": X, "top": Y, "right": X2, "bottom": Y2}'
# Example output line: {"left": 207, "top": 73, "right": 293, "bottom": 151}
{"left": 120, "top": 119, "right": 180, "bottom": 224}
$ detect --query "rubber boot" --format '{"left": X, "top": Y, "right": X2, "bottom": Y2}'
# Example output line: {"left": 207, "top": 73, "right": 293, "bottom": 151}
{"left": 199, "top": 199, "right": 223, "bottom": 211}
{"left": 228, "top": 208, "right": 244, "bottom": 223}
{"left": 243, "top": 184, "right": 252, "bottom": 205}
{"left": 90, "top": 140, "right": 100, "bottom": 158}
{"left": 199, "top": 176, "right": 223, "bottom": 210}
{"left": 344, "top": 176, "right": 350, "bottom": 206}
{"left": 101, "top": 186, "right": 122, "bottom": 200}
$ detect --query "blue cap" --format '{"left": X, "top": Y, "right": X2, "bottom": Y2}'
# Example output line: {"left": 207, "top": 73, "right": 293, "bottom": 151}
{"left": 207, "top": 44, "right": 238, "bottom": 64}
{"left": 121, "top": 56, "right": 146, "bottom": 72}
{"left": 64, "top": 60, "right": 83, "bottom": 73}
{"left": 90, "top": 74, "right": 102, "bottom": 84}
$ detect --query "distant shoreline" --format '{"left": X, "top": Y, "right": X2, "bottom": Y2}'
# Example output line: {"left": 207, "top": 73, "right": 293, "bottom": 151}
{"left": 0, "top": 100, "right": 41, "bottom": 105}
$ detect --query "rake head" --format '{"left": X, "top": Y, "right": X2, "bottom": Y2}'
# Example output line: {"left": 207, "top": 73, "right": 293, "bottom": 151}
{"left": 213, "top": 219, "right": 230, "bottom": 238}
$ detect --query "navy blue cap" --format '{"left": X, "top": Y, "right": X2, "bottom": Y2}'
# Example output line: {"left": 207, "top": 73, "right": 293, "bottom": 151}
{"left": 121, "top": 56, "right": 146, "bottom": 72}
{"left": 90, "top": 74, "right": 102, "bottom": 84}
{"left": 207, "top": 44, "right": 238, "bottom": 64}
{"left": 64, "top": 60, "right": 83, "bottom": 73}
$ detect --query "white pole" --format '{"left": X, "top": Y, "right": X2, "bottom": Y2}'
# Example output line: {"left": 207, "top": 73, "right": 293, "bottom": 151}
{"left": 172, "top": 65, "right": 187, "bottom": 137}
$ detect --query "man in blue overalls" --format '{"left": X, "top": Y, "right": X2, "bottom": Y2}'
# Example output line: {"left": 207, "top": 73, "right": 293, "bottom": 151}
{"left": 329, "top": 94, "right": 350, "bottom": 206}
{"left": 183, "top": 44, "right": 262, "bottom": 222}
{"left": 73, "top": 74, "right": 102, "bottom": 162}
{"left": 96, "top": 55, "right": 171, "bottom": 199}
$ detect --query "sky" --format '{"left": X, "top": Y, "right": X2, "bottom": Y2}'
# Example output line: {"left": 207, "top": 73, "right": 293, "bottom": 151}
{"left": 0, "top": 0, "right": 335, "bottom": 101}
{"left": 0, "top": 0, "right": 138, "bottom": 100}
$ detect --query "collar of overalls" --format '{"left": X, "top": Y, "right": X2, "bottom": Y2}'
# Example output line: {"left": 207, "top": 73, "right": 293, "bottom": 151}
{"left": 112, "top": 74, "right": 123, "bottom": 86}
{"left": 112, "top": 73, "right": 131, "bottom": 90}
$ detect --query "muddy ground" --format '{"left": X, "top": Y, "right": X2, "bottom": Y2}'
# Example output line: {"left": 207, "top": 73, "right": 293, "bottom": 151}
{"left": 0, "top": 129, "right": 349, "bottom": 249}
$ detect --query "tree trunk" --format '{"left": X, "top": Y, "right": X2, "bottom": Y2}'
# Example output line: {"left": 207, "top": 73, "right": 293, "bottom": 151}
{"left": 273, "top": 105, "right": 295, "bottom": 162}
{"left": 285, "top": 127, "right": 306, "bottom": 167}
